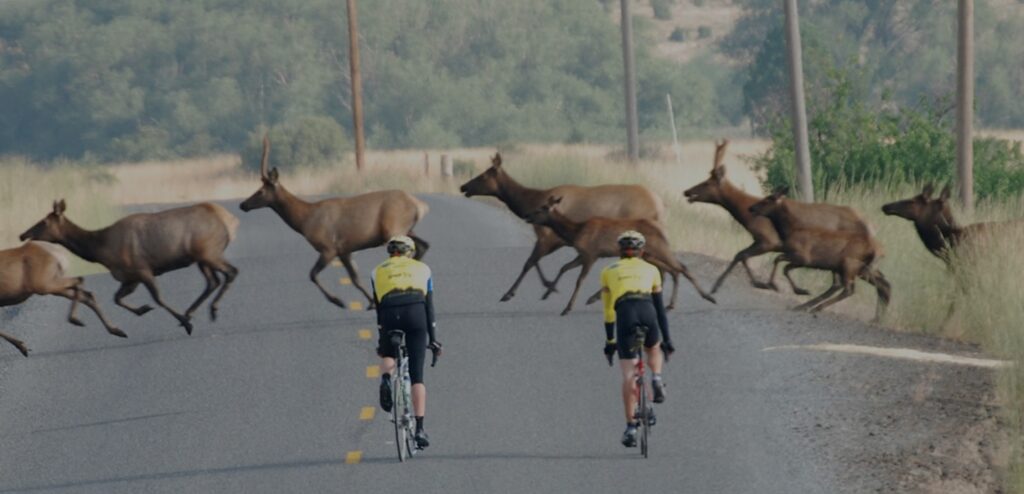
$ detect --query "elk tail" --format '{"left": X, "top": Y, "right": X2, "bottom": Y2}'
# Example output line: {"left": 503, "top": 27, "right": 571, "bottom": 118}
{"left": 209, "top": 203, "right": 241, "bottom": 243}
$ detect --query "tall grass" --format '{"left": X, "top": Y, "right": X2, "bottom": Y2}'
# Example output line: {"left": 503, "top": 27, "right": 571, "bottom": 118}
{"left": 0, "top": 158, "right": 119, "bottom": 275}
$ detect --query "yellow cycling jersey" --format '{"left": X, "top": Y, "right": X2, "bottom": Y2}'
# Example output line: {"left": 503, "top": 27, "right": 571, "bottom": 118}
{"left": 371, "top": 256, "right": 433, "bottom": 304}
{"left": 600, "top": 257, "right": 662, "bottom": 323}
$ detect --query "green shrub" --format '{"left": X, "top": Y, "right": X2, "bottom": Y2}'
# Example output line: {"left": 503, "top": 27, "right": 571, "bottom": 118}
{"left": 651, "top": 0, "right": 673, "bottom": 20}
{"left": 453, "top": 159, "right": 477, "bottom": 177}
{"left": 697, "top": 26, "right": 712, "bottom": 39}
{"left": 754, "top": 72, "right": 1024, "bottom": 201}
{"left": 241, "top": 116, "right": 350, "bottom": 172}
{"left": 669, "top": 27, "right": 686, "bottom": 42}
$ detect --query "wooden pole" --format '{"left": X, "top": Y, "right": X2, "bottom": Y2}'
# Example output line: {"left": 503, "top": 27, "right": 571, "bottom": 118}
{"left": 666, "top": 94, "right": 682, "bottom": 165}
{"left": 783, "top": 0, "right": 813, "bottom": 201}
{"left": 346, "top": 0, "right": 366, "bottom": 172}
{"left": 620, "top": 0, "right": 640, "bottom": 163}
{"left": 956, "top": 0, "right": 974, "bottom": 214}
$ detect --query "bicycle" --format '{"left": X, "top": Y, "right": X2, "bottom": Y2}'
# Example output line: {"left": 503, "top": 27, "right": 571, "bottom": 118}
{"left": 631, "top": 325, "right": 652, "bottom": 458}
{"left": 387, "top": 330, "right": 416, "bottom": 462}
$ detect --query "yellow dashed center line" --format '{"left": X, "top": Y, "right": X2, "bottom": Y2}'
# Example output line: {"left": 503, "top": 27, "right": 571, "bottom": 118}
{"left": 359, "top": 406, "right": 375, "bottom": 421}
{"left": 349, "top": 301, "right": 364, "bottom": 311}
{"left": 339, "top": 277, "right": 352, "bottom": 285}
{"left": 366, "top": 365, "right": 380, "bottom": 378}
{"left": 345, "top": 451, "right": 362, "bottom": 464}
{"left": 358, "top": 329, "right": 373, "bottom": 340}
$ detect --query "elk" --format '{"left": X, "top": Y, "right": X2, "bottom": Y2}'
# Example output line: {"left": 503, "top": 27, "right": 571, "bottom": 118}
{"left": 524, "top": 196, "right": 716, "bottom": 316}
{"left": 239, "top": 136, "right": 430, "bottom": 309}
{"left": 749, "top": 189, "right": 891, "bottom": 321}
{"left": 20, "top": 200, "right": 240, "bottom": 335}
{"left": 882, "top": 184, "right": 1023, "bottom": 323}
{"left": 460, "top": 153, "right": 664, "bottom": 302}
{"left": 684, "top": 139, "right": 874, "bottom": 295}
{"left": 0, "top": 242, "right": 125, "bottom": 356}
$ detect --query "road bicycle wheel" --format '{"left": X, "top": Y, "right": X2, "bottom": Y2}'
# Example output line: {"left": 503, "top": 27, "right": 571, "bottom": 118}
{"left": 393, "top": 358, "right": 409, "bottom": 462}
{"left": 639, "top": 376, "right": 649, "bottom": 458}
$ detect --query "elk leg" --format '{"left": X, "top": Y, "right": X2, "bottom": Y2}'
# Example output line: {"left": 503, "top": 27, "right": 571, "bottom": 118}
{"left": 782, "top": 265, "right": 811, "bottom": 296}
{"left": 670, "top": 255, "right": 716, "bottom": 305}
{"left": 714, "top": 242, "right": 774, "bottom": 293}
{"left": 208, "top": 260, "right": 239, "bottom": 321}
{"left": 543, "top": 255, "right": 585, "bottom": 301}
{"left": 0, "top": 331, "right": 29, "bottom": 357}
{"left": 139, "top": 276, "right": 194, "bottom": 335}
{"left": 185, "top": 264, "right": 220, "bottom": 320}
{"left": 561, "top": 257, "right": 595, "bottom": 316}
{"left": 808, "top": 276, "right": 856, "bottom": 313}
{"left": 408, "top": 233, "right": 430, "bottom": 260}
{"left": 115, "top": 282, "right": 154, "bottom": 316}
{"left": 339, "top": 254, "right": 375, "bottom": 309}
{"left": 311, "top": 253, "right": 347, "bottom": 309}
{"left": 860, "top": 268, "right": 892, "bottom": 323}
{"left": 64, "top": 278, "right": 85, "bottom": 327}
{"left": 644, "top": 258, "right": 681, "bottom": 310}
{"left": 793, "top": 273, "right": 841, "bottom": 311}
{"left": 501, "top": 238, "right": 563, "bottom": 302}
{"left": 763, "top": 256, "right": 788, "bottom": 292}
{"left": 585, "top": 288, "right": 603, "bottom": 306}
{"left": 57, "top": 287, "right": 126, "bottom": 338}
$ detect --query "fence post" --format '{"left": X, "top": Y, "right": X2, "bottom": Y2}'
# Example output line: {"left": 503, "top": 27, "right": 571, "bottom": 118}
{"left": 440, "top": 155, "right": 452, "bottom": 179}
{"left": 424, "top": 152, "right": 430, "bottom": 177}
{"left": 666, "top": 93, "right": 682, "bottom": 165}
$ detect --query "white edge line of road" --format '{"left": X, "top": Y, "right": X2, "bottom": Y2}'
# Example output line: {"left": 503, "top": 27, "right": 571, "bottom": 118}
{"left": 762, "top": 343, "right": 1013, "bottom": 369}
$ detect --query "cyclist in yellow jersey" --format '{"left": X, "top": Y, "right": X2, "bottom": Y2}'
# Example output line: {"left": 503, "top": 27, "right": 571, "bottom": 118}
{"left": 600, "top": 230, "right": 674, "bottom": 448}
{"left": 372, "top": 236, "right": 441, "bottom": 449}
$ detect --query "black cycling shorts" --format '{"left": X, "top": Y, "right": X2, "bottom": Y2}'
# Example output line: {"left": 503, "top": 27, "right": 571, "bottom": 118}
{"left": 615, "top": 298, "right": 661, "bottom": 359}
{"left": 377, "top": 302, "right": 429, "bottom": 385}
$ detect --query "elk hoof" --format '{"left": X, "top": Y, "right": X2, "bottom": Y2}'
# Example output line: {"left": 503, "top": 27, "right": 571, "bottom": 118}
{"left": 560, "top": 308, "right": 572, "bottom": 316}
{"left": 134, "top": 305, "right": 154, "bottom": 316}
{"left": 181, "top": 319, "right": 194, "bottom": 335}
{"left": 69, "top": 317, "right": 86, "bottom": 327}
{"left": 666, "top": 303, "right": 676, "bottom": 311}
{"left": 702, "top": 294, "right": 718, "bottom": 305}
{"left": 109, "top": 328, "right": 128, "bottom": 338}
{"left": 16, "top": 344, "right": 29, "bottom": 357}
{"left": 751, "top": 281, "right": 771, "bottom": 290}
{"left": 209, "top": 306, "right": 218, "bottom": 322}
{"left": 792, "top": 287, "right": 810, "bottom": 296}
{"left": 500, "top": 292, "right": 514, "bottom": 302}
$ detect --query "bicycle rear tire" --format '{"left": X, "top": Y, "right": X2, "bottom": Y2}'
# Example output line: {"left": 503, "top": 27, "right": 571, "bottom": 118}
{"left": 639, "top": 377, "right": 649, "bottom": 458}
{"left": 393, "top": 372, "right": 408, "bottom": 462}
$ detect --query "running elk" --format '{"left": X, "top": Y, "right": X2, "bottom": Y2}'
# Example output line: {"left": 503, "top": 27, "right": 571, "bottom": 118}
{"left": 525, "top": 196, "right": 716, "bottom": 316}
{"left": 684, "top": 140, "right": 874, "bottom": 295}
{"left": 0, "top": 242, "right": 125, "bottom": 356}
{"left": 239, "top": 136, "right": 430, "bottom": 309}
{"left": 20, "top": 200, "right": 240, "bottom": 335}
{"left": 749, "top": 189, "right": 890, "bottom": 321}
{"left": 460, "top": 153, "right": 664, "bottom": 302}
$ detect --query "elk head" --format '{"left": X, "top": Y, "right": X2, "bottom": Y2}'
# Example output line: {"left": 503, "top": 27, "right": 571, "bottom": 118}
{"left": 683, "top": 139, "right": 729, "bottom": 204}
{"left": 881, "top": 184, "right": 955, "bottom": 228}
{"left": 748, "top": 187, "right": 788, "bottom": 217}
{"left": 524, "top": 196, "right": 563, "bottom": 226}
{"left": 459, "top": 153, "right": 506, "bottom": 197}
{"left": 240, "top": 136, "right": 282, "bottom": 211}
{"left": 20, "top": 200, "right": 68, "bottom": 242}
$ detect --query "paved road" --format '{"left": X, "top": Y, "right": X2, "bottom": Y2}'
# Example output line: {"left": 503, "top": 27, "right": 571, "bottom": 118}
{"left": 0, "top": 195, "right": 995, "bottom": 493}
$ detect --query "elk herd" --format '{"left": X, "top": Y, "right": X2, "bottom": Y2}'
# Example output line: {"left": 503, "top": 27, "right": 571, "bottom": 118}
{"left": 0, "top": 138, "right": 1016, "bottom": 356}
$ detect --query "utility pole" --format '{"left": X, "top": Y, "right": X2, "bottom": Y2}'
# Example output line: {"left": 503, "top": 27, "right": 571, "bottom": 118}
{"left": 956, "top": 0, "right": 974, "bottom": 214}
{"left": 620, "top": 0, "right": 639, "bottom": 163}
{"left": 783, "top": 0, "right": 813, "bottom": 201}
{"left": 346, "top": 0, "right": 366, "bottom": 172}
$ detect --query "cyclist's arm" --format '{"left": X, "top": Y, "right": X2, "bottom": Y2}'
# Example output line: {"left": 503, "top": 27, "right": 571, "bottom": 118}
{"left": 424, "top": 275, "right": 437, "bottom": 343}
{"left": 370, "top": 269, "right": 382, "bottom": 326}
{"left": 601, "top": 270, "right": 615, "bottom": 341}
{"left": 650, "top": 271, "right": 671, "bottom": 343}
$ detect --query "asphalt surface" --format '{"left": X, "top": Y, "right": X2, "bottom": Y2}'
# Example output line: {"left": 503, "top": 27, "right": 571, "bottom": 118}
{"left": 0, "top": 194, "right": 1000, "bottom": 493}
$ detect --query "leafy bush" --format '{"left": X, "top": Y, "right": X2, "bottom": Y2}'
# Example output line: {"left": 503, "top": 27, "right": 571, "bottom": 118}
{"left": 453, "top": 159, "right": 477, "bottom": 178}
{"left": 241, "top": 116, "right": 350, "bottom": 172}
{"left": 669, "top": 27, "right": 686, "bottom": 42}
{"left": 651, "top": 0, "right": 674, "bottom": 20}
{"left": 697, "top": 26, "right": 712, "bottom": 39}
{"left": 754, "top": 72, "right": 1024, "bottom": 201}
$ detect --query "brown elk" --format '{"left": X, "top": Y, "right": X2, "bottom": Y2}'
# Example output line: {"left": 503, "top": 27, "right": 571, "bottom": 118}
{"left": 749, "top": 189, "right": 891, "bottom": 321}
{"left": 239, "top": 137, "right": 430, "bottom": 309}
{"left": 524, "top": 196, "right": 716, "bottom": 316}
{"left": 684, "top": 139, "right": 875, "bottom": 295}
{"left": 460, "top": 153, "right": 664, "bottom": 302}
{"left": 20, "top": 200, "right": 239, "bottom": 335}
{"left": 0, "top": 242, "right": 125, "bottom": 356}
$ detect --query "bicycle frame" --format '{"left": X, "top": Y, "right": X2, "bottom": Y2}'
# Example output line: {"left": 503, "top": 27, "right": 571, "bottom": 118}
{"left": 631, "top": 326, "right": 650, "bottom": 458}
{"left": 388, "top": 330, "right": 417, "bottom": 462}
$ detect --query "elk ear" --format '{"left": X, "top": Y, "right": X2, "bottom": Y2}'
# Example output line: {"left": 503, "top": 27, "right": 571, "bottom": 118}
{"left": 921, "top": 183, "right": 934, "bottom": 198}
{"left": 712, "top": 165, "right": 726, "bottom": 180}
{"left": 55, "top": 199, "right": 67, "bottom": 214}
{"left": 939, "top": 184, "right": 952, "bottom": 202}
{"left": 267, "top": 167, "right": 279, "bottom": 183}
{"left": 492, "top": 153, "right": 502, "bottom": 168}
{"left": 773, "top": 186, "right": 789, "bottom": 198}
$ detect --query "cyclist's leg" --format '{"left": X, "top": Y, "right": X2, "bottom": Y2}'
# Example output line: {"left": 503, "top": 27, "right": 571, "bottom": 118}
{"left": 615, "top": 301, "right": 643, "bottom": 423}
{"left": 638, "top": 301, "right": 663, "bottom": 375}
{"left": 407, "top": 320, "right": 428, "bottom": 417}
{"left": 376, "top": 308, "right": 402, "bottom": 412}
